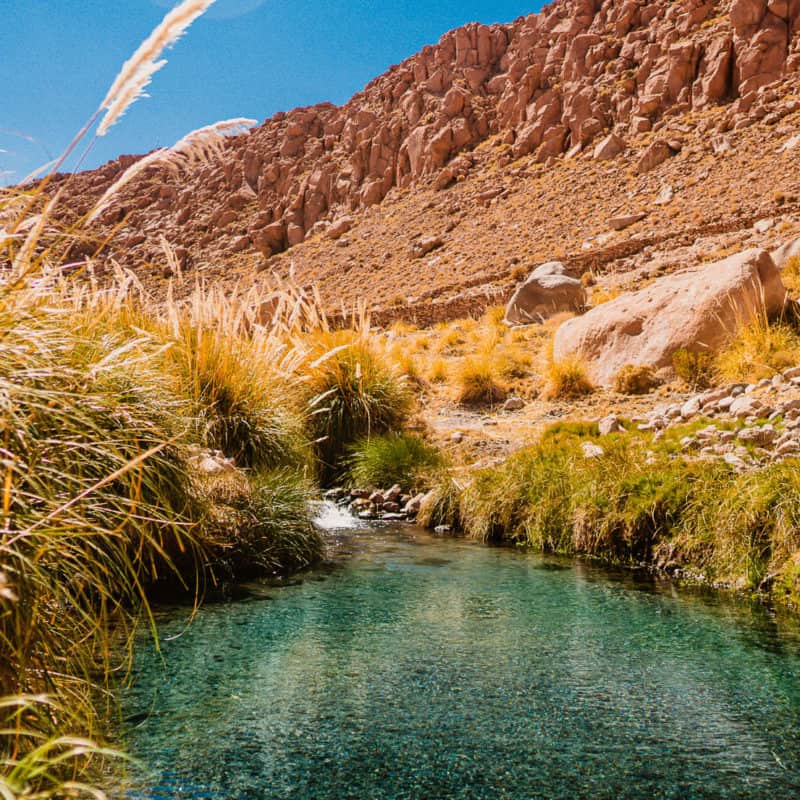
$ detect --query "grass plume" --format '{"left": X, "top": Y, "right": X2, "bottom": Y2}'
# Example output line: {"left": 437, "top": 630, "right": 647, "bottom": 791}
{"left": 98, "top": 0, "right": 218, "bottom": 136}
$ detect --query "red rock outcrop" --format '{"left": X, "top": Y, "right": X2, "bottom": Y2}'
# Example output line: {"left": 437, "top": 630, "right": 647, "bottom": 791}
{"left": 45, "top": 0, "right": 800, "bottom": 300}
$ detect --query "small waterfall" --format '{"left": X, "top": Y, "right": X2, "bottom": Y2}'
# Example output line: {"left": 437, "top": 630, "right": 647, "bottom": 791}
{"left": 312, "top": 500, "right": 365, "bottom": 531}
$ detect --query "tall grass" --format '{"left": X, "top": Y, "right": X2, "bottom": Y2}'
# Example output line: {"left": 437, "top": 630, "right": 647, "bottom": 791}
{"left": 347, "top": 433, "right": 444, "bottom": 492}
{"left": 427, "top": 420, "right": 800, "bottom": 606}
{"left": 0, "top": 300, "right": 206, "bottom": 795}
{"left": 303, "top": 326, "right": 412, "bottom": 485}
{"left": 0, "top": 2, "right": 341, "bottom": 794}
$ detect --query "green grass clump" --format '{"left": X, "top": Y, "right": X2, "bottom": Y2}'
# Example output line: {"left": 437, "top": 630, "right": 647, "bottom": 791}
{"left": 304, "top": 330, "right": 412, "bottom": 485}
{"left": 203, "top": 468, "right": 323, "bottom": 580}
{"left": 347, "top": 433, "right": 444, "bottom": 492}
{"left": 432, "top": 421, "right": 800, "bottom": 605}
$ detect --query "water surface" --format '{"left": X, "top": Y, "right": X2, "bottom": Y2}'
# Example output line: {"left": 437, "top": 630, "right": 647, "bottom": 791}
{"left": 123, "top": 518, "right": 800, "bottom": 799}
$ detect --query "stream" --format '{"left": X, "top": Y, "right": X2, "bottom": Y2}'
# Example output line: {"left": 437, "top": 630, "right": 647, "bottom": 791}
{"left": 122, "top": 506, "right": 800, "bottom": 799}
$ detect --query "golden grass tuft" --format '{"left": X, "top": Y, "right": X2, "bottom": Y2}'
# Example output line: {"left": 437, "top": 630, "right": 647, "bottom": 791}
{"left": 427, "top": 357, "right": 449, "bottom": 384}
{"left": 716, "top": 314, "right": 800, "bottom": 383}
{"left": 454, "top": 355, "right": 509, "bottom": 405}
{"left": 544, "top": 356, "right": 594, "bottom": 399}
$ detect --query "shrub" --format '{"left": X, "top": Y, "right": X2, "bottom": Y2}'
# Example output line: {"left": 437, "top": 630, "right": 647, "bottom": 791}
{"left": 543, "top": 356, "right": 593, "bottom": 399}
{"left": 454, "top": 355, "right": 508, "bottom": 404}
{"left": 672, "top": 348, "right": 714, "bottom": 388}
{"left": 304, "top": 331, "right": 412, "bottom": 485}
{"left": 613, "top": 364, "right": 658, "bottom": 395}
{"left": 347, "top": 433, "right": 444, "bottom": 492}
{"left": 203, "top": 468, "right": 323, "bottom": 579}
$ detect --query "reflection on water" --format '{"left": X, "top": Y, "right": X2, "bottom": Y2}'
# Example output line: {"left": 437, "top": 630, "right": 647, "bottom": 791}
{"left": 123, "top": 523, "right": 800, "bottom": 799}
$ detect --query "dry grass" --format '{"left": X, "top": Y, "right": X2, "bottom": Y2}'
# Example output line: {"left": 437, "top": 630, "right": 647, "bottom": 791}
{"left": 716, "top": 313, "right": 800, "bottom": 383}
{"left": 782, "top": 255, "right": 800, "bottom": 295}
{"left": 591, "top": 285, "right": 622, "bottom": 305}
{"left": 613, "top": 364, "right": 658, "bottom": 395}
{"left": 672, "top": 348, "right": 714, "bottom": 389}
{"left": 454, "top": 355, "right": 509, "bottom": 405}
{"left": 427, "top": 357, "right": 449, "bottom": 383}
{"left": 544, "top": 356, "right": 594, "bottom": 399}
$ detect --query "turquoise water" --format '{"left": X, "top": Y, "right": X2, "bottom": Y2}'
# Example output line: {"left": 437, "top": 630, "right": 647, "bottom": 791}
{"left": 123, "top": 520, "right": 800, "bottom": 799}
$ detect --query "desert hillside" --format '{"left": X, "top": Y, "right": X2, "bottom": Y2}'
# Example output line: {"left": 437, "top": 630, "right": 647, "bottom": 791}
{"left": 48, "top": 0, "right": 800, "bottom": 322}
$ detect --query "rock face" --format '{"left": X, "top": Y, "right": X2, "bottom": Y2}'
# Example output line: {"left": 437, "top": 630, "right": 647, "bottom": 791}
{"left": 552, "top": 249, "right": 789, "bottom": 386}
{"left": 504, "top": 262, "right": 586, "bottom": 324}
{"left": 772, "top": 238, "right": 800, "bottom": 269}
{"left": 49, "top": 0, "right": 800, "bottom": 284}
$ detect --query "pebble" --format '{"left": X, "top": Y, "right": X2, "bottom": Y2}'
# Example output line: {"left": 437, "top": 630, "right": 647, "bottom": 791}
{"left": 723, "top": 453, "right": 748, "bottom": 469}
{"left": 598, "top": 414, "right": 624, "bottom": 436}
{"left": 581, "top": 442, "right": 605, "bottom": 459}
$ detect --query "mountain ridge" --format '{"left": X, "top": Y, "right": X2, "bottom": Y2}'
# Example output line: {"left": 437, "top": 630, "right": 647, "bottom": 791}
{"left": 49, "top": 0, "right": 800, "bottom": 319}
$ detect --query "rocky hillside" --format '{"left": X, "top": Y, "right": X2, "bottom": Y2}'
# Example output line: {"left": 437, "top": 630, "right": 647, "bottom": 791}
{"left": 50, "top": 0, "right": 800, "bottom": 318}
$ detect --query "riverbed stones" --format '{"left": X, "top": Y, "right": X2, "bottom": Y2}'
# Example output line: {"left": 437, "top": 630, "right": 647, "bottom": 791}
{"left": 386, "top": 484, "right": 403, "bottom": 502}
{"left": 738, "top": 425, "right": 778, "bottom": 445}
{"left": 730, "top": 395, "right": 767, "bottom": 419}
{"left": 681, "top": 396, "right": 702, "bottom": 419}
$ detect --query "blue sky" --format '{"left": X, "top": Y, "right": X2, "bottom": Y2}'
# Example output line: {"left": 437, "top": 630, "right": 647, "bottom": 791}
{"left": 1, "top": 0, "right": 540, "bottom": 183}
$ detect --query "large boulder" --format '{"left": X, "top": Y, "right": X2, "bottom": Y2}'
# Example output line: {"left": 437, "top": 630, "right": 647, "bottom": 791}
{"left": 504, "top": 262, "right": 586, "bottom": 325}
{"left": 772, "top": 238, "right": 800, "bottom": 270}
{"left": 552, "top": 249, "right": 788, "bottom": 386}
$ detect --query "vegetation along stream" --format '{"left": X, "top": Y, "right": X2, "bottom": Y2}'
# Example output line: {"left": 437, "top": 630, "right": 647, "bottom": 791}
{"left": 122, "top": 507, "right": 800, "bottom": 799}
